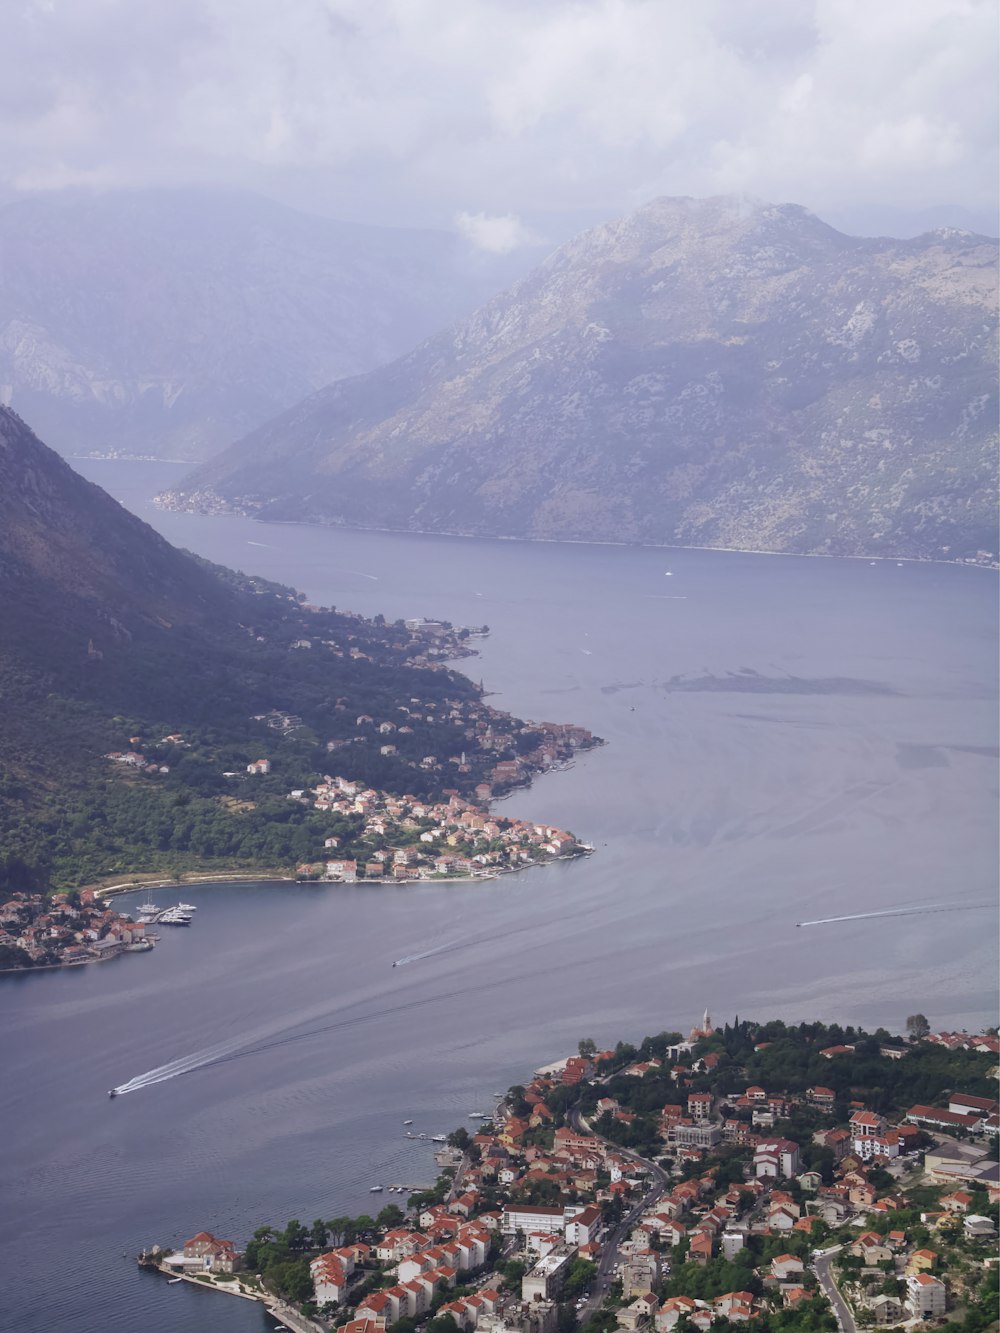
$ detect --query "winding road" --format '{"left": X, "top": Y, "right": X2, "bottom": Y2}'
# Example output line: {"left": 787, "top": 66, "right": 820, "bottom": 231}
{"left": 567, "top": 1108, "right": 669, "bottom": 1323}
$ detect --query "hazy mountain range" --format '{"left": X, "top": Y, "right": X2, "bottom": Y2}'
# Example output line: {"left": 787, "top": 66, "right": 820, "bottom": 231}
{"left": 170, "top": 195, "right": 998, "bottom": 562}
{"left": 0, "top": 188, "right": 536, "bottom": 460}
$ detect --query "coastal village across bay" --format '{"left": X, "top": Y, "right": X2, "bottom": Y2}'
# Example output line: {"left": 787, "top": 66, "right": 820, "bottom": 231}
{"left": 141, "top": 1016, "right": 1000, "bottom": 1333}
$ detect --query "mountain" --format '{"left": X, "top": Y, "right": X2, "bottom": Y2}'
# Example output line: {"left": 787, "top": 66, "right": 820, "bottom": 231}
{"left": 0, "top": 407, "right": 585, "bottom": 890}
{"left": 0, "top": 187, "right": 533, "bottom": 461}
{"left": 169, "top": 195, "right": 999, "bottom": 562}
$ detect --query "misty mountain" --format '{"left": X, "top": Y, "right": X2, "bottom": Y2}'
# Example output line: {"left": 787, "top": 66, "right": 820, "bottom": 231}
{"left": 170, "top": 195, "right": 998, "bottom": 562}
{"left": 0, "top": 187, "right": 534, "bottom": 461}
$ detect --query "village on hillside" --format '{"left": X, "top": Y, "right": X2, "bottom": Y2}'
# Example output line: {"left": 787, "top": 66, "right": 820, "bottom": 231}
{"left": 143, "top": 1015, "right": 999, "bottom": 1332}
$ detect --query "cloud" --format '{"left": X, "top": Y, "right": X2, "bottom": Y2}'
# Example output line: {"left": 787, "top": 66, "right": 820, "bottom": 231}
{"left": 455, "top": 211, "right": 541, "bottom": 253}
{"left": 0, "top": 0, "right": 995, "bottom": 232}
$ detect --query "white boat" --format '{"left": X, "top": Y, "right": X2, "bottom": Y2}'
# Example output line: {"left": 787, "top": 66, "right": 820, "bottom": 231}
{"left": 468, "top": 1112, "right": 484, "bottom": 1119}
{"left": 403, "top": 1119, "right": 413, "bottom": 1125}
{"left": 159, "top": 908, "right": 192, "bottom": 926}
{"left": 370, "top": 1185, "right": 383, "bottom": 1192}
{"left": 430, "top": 1134, "right": 446, "bottom": 1143}
{"left": 168, "top": 1277, "right": 184, "bottom": 1284}
{"left": 175, "top": 901, "right": 197, "bottom": 911}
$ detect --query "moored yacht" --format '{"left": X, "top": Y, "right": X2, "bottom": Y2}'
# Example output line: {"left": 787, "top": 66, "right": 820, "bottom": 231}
{"left": 159, "top": 907, "right": 192, "bottom": 926}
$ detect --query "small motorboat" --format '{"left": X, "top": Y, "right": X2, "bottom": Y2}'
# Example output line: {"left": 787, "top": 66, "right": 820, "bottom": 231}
{"left": 403, "top": 1119, "right": 413, "bottom": 1125}
{"left": 168, "top": 1277, "right": 184, "bottom": 1284}
{"left": 108, "top": 1089, "right": 118, "bottom": 1098}
{"left": 370, "top": 1185, "right": 384, "bottom": 1193}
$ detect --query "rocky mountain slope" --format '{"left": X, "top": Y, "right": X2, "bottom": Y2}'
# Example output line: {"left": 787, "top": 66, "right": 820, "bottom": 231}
{"left": 171, "top": 196, "right": 998, "bottom": 561}
{"left": 0, "top": 188, "right": 528, "bottom": 461}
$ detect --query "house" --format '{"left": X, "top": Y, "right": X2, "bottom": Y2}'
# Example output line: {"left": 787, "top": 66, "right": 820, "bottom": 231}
{"left": 906, "top": 1248, "right": 938, "bottom": 1274}
{"left": 753, "top": 1139, "right": 800, "bottom": 1178}
{"left": 807, "top": 1086, "right": 836, "bottom": 1107}
{"left": 687, "top": 1092, "right": 712, "bottom": 1123}
{"left": 770, "top": 1255, "right": 804, "bottom": 1282}
{"left": 964, "top": 1214, "right": 998, "bottom": 1238}
{"left": 907, "top": 1273, "right": 947, "bottom": 1319}
{"left": 246, "top": 759, "right": 271, "bottom": 775}
{"left": 767, "top": 1206, "right": 799, "bottom": 1232}
{"left": 851, "top": 1232, "right": 892, "bottom": 1264}
{"left": 564, "top": 1203, "right": 601, "bottom": 1246}
{"left": 502, "top": 1204, "right": 565, "bottom": 1236}
{"left": 824, "top": 1128, "right": 851, "bottom": 1160}
{"left": 655, "top": 1296, "right": 699, "bottom": 1331}
{"left": 311, "top": 1245, "right": 363, "bottom": 1305}
{"left": 182, "top": 1230, "right": 238, "bottom": 1272}
{"left": 871, "top": 1295, "right": 905, "bottom": 1325}
{"left": 687, "top": 1231, "right": 714, "bottom": 1265}
{"left": 941, "top": 1190, "right": 973, "bottom": 1213}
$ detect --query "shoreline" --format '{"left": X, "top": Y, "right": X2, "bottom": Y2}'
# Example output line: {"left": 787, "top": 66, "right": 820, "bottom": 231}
{"left": 92, "top": 869, "right": 296, "bottom": 902}
{"left": 153, "top": 492, "right": 998, "bottom": 572}
{"left": 0, "top": 854, "right": 588, "bottom": 974}
{"left": 143, "top": 1259, "right": 323, "bottom": 1332}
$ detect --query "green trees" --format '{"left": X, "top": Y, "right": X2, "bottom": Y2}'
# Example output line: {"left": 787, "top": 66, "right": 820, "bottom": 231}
{"left": 562, "top": 1259, "right": 598, "bottom": 1300}
{"left": 906, "top": 1013, "right": 931, "bottom": 1041}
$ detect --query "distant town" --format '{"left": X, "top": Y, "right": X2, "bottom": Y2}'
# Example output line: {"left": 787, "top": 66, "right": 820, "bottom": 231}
{"left": 139, "top": 1015, "right": 999, "bottom": 1332}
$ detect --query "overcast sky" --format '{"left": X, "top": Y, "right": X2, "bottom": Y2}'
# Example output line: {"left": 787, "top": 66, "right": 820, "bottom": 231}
{"left": 3, "top": 0, "right": 997, "bottom": 245}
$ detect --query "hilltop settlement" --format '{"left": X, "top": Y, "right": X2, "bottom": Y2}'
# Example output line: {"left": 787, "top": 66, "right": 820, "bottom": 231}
{"left": 142, "top": 1016, "right": 999, "bottom": 1332}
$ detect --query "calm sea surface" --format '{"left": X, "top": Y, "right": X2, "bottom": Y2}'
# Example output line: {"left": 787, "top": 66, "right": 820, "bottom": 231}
{"left": 2, "top": 458, "right": 997, "bottom": 1333}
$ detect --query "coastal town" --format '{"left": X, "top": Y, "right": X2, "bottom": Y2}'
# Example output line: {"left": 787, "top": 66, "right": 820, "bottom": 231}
{"left": 0, "top": 889, "right": 153, "bottom": 970}
{"left": 144, "top": 1015, "right": 1000, "bottom": 1332}
{"left": 296, "top": 780, "right": 587, "bottom": 883}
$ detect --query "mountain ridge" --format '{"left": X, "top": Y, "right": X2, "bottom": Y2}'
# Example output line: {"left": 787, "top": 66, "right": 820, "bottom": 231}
{"left": 168, "top": 194, "right": 999, "bottom": 562}
{"left": 0, "top": 186, "right": 536, "bottom": 461}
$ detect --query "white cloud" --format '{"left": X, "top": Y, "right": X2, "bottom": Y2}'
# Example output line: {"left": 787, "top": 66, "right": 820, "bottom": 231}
{"left": 0, "top": 0, "right": 995, "bottom": 231}
{"left": 455, "top": 211, "right": 540, "bottom": 253}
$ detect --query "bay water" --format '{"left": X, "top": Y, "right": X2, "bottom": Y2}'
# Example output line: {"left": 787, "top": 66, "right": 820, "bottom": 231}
{"left": 1, "top": 458, "right": 996, "bottom": 1332}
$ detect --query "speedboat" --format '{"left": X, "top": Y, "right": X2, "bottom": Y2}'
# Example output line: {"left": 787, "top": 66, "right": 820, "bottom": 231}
{"left": 108, "top": 1089, "right": 118, "bottom": 1098}
{"left": 430, "top": 1134, "right": 446, "bottom": 1143}
{"left": 403, "top": 1119, "right": 413, "bottom": 1125}
{"left": 370, "top": 1185, "right": 383, "bottom": 1192}
{"left": 175, "top": 902, "right": 197, "bottom": 911}
{"left": 168, "top": 1277, "right": 183, "bottom": 1284}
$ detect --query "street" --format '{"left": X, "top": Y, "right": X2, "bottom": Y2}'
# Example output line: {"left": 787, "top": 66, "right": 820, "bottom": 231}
{"left": 568, "top": 1108, "right": 669, "bottom": 1324}
{"left": 813, "top": 1248, "right": 857, "bottom": 1333}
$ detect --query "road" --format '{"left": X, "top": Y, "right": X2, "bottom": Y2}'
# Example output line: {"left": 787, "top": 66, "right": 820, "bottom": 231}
{"left": 567, "top": 1108, "right": 669, "bottom": 1324}
{"left": 813, "top": 1248, "right": 857, "bottom": 1333}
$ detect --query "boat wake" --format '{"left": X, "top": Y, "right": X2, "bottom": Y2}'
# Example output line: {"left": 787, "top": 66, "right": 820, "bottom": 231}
{"left": 393, "top": 942, "right": 458, "bottom": 968}
{"left": 112, "top": 920, "right": 547, "bottom": 1096}
{"left": 796, "top": 901, "right": 991, "bottom": 928}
